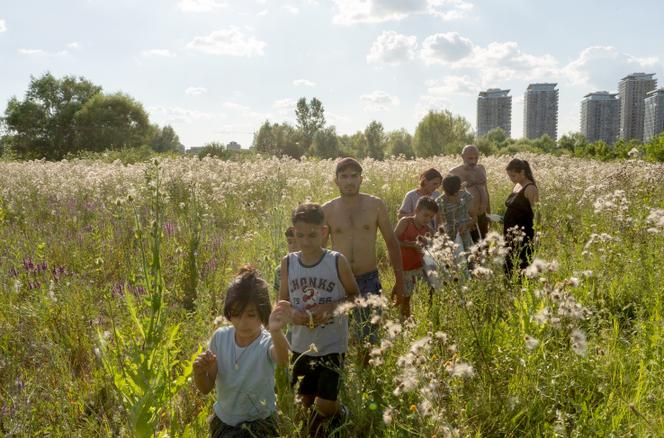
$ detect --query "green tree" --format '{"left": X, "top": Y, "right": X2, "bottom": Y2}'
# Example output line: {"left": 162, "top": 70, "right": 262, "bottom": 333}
{"left": 486, "top": 127, "right": 509, "bottom": 148}
{"left": 532, "top": 134, "right": 556, "bottom": 153}
{"left": 251, "top": 121, "right": 303, "bottom": 158}
{"left": 196, "top": 141, "right": 228, "bottom": 159}
{"left": 295, "top": 97, "right": 325, "bottom": 151}
{"left": 644, "top": 133, "right": 664, "bottom": 162}
{"left": 311, "top": 126, "right": 339, "bottom": 159}
{"left": 364, "top": 120, "right": 386, "bottom": 160}
{"left": 3, "top": 73, "right": 102, "bottom": 159}
{"left": 385, "top": 129, "right": 414, "bottom": 158}
{"left": 73, "top": 93, "right": 151, "bottom": 152}
{"left": 558, "top": 132, "right": 587, "bottom": 153}
{"left": 413, "top": 110, "right": 473, "bottom": 157}
{"left": 151, "top": 125, "right": 184, "bottom": 153}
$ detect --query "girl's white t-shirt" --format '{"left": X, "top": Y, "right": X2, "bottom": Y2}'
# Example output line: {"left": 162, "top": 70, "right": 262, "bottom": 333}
{"left": 208, "top": 326, "right": 276, "bottom": 426}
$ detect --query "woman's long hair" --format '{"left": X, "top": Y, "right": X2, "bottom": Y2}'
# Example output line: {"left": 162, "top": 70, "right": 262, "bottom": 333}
{"left": 506, "top": 158, "right": 536, "bottom": 185}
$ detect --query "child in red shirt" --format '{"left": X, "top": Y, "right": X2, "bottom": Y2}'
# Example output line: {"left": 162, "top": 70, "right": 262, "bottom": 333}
{"left": 393, "top": 196, "right": 439, "bottom": 318}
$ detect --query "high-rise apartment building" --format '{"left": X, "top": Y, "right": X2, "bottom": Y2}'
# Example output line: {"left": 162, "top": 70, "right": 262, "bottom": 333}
{"left": 644, "top": 88, "right": 664, "bottom": 142}
{"left": 524, "top": 83, "right": 559, "bottom": 140}
{"left": 580, "top": 92, "right": 620, "bottom": 144}
{"left": 476, "top": 89, "right": 512, "bottom": 138}
{"left": 618, "top": 73, "right": 657, "bottom": 141}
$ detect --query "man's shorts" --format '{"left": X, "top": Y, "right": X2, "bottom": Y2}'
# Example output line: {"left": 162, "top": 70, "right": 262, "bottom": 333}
{"left": 403, "top": 268, "right": 426, "bottom": 297}
{"left": 291, "top": 352, "right": 344, "bottom": 401}
{"left": 471, "top": 213, "right": 489, "bottom": 243}
{"left": 352, "top": 270, "right": 382, "bottom": 345}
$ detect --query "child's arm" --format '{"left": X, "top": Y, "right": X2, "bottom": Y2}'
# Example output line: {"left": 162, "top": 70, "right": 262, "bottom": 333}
{"left": 268, "top": 300, "right": 291, "bottom": 366}
{"left": 394, "top": 217, "right": 418, "bottom": 249}
{"left": 310, "top": 254, "right": 359, "bottom": 325}
{"left": 193, "top": 349, "right": 217, "bottom": 394}
{"left": 279, "top": 256, "right": 309, "bottom": 326}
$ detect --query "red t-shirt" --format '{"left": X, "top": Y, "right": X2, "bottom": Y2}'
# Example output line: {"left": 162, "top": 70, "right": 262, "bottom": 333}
{"left": 398, "top": 218, "right": 431, "bottom": 271}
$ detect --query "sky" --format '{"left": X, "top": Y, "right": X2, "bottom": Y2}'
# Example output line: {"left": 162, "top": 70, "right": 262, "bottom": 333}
{"left": 1, "top": 0, "right": 663, "bottom": 148}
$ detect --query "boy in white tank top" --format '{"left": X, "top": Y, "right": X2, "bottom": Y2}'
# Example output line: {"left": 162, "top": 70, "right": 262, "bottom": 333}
{"left": 278, "top": 203, "right": 359, "bottom": 435}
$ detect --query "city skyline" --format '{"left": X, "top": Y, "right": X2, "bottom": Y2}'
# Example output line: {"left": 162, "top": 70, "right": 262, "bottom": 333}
{"left": 2, "top": 1, "right": 664, "bottom": 148}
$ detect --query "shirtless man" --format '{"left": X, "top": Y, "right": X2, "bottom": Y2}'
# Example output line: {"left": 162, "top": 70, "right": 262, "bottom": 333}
{"left": 450, "top": 145, "right": 491, "bottom": 243}
{"left": 322, "top": 157, "right": 405, "bottom": 355}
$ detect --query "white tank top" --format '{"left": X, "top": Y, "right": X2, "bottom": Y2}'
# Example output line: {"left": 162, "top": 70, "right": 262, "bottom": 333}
{"left": 287, "top": 250, "right": 348, "bottom": 355}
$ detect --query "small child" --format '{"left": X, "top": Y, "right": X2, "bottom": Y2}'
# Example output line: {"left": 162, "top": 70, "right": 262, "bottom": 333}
{"left": 436, "top": 175, "right": 476, "bottom": 255}
{"left": 394, "top": 196, "right": 438, "bottom": 318}
{"left": 193, "top": 266, "right": 291, "bottom": 438}
{"left": 278, "top": 203, "right": 359, "bottom": 435}
{"left": 273, "top": 227, "right": 298, "bottom": 296}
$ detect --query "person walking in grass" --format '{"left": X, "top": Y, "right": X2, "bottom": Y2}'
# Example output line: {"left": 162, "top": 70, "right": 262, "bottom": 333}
{"left": 397, "top": 168, "right": 443, "bottom": 223}
{"left": 278, "top": 203, "right": 360, "bottom": 436}
{"left": 503, "top": 158, "right": 539, "bottom": 277}
{"left": 449, "top": 145, "right": 491, "bottom": 243}
{"left": 322, "top": 157, "right": 405, "bottom": 365}
{"left": 394, "top": 196, "right": 438, "bottom": 319}
{"left": 436, "top": 174, "right": 476, "bottom": 256}
{"left": 193, "top": 266, "right": 291, "bottom": 438}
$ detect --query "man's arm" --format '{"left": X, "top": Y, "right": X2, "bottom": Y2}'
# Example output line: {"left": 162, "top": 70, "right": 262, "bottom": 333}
{"left": 321, "top": 201, "right": 332, "bottom": 248}
{"left": 377, "top": 199, "right": 404, "bottom": 298}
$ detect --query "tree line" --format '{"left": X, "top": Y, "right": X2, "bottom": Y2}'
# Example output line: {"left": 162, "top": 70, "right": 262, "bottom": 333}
{"left": 2, "top": 73, "right": 663, "bottom": 162}
{"left": 0, "top": 73, "right": 184, "bottom": 160}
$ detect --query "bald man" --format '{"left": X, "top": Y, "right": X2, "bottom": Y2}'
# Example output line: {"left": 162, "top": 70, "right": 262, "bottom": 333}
{"left": 449, "top": 145, "right": 491, "bottom": 243}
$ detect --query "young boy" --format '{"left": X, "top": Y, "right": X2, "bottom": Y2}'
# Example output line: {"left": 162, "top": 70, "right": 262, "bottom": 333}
{"left": 279, "top": 203, "right": 359, "bottom": 435}
{"left": 436, "top": 175, "right": 476, "bottom": 255}
{"left": 394, "top": 196, "right": 438, "bottom": 318}
{"left": 273, "top": 227, "right": 298, "bottom": 296}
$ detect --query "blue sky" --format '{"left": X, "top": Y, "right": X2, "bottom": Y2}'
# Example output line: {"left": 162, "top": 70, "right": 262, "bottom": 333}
{"left": 1, "top": 0, "right": 663, "bottom": 148}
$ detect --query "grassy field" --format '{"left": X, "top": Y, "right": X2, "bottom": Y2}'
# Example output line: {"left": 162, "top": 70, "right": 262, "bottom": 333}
{"left": 1, "top": 154, "right": 663, "bottom": 437}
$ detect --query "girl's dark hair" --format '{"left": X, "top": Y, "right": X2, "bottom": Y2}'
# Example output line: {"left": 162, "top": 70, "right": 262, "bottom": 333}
{"left": 506, "top": 158, "right": 536, "bottom": 185}
{"left": 442, "top": 175, "right": 461, "bottom": 195}
{"left": 419, "top": 168, "right": 443, "bottom": 187}
{"left": 223, "top": 265, "right": 272, "bottom": 326}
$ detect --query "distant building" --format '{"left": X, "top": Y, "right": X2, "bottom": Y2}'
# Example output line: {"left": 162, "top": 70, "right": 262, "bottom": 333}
{"left": 476, "top": 89, "right": 512, "bottom": 138}
{"left": 524, "top": 83, "right": 559, "bottom": 140}
{"left": 580, "top": 92, "right": 620, "bottom": 144}
{"left": 644, "top": 88, "right": 664, "bottom": 142}
{"left": 618, "top": 73, "right": 657, "bottom": 141}
{"left": 227, "top": 141, "right": 242, "bottom": 150}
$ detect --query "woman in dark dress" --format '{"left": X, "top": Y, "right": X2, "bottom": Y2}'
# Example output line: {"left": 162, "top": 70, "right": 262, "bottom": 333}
{"left": 503, "top": 158, "right": 539, "bottom": 277}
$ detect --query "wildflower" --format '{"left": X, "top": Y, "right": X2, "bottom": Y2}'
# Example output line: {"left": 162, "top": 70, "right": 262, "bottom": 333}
{"left": 448, "top": 362, "right": 474, "bottom": 378}
{"left": 570, "top": 328, "right": 587, "bottom": 356}
{"left": 524, "top": 335, "right": 539, "bottom": 351}
{"left": 409, "top": 404, "right": 418, "bottom": 413}
{"left": 382, "top": 407, "right": 393, "bottom": 425}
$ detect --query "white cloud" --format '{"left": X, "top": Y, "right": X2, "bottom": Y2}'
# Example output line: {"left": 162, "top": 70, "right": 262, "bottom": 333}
{"left": 272, "top": 98, "right": 298, "bottom": 115}
{"left": 17, "top": 48, "right": 68, "bottom": 56}
{"left": 367, "top": 31, "right": 418, "bottom": 66}
{"left": 186, "top": 27, "right": 266, "bottom": 57}
{"left": 185, "top": 86, "right": 208, "bottom": 96}
{"left": 360, "top": 90, "right": 400, "bottom": 111}
{"left": 420, "top": 33, "right": 559, "bottom": 84}
{"left": 223, "top": 101, "right": 267, "bottom": 119}
{"left": 332, "top": 0, "right": 473, "bottom": 25}
{"left": 420, "top": 32, "right": 473, "bottom": 64}
{"left": 425, "top": 75, "right": 478, "bottom": 95}
{"left": 293, "top": 79, "right": 316, "bottom": 87}
{"left": 67, "top": 42, "right": 81, "bottom": 50}
{"left": 0, "top": 19, "right": 6, "bottom": 32}
{"left": 258, "top": 9, "right": 269, "bottom": 16}
{"left": 283, "top": 5, "right": 300, "bottom": 14}
{"left": 178, "top": 0, "right": 228, "bottom": 12}
{"left": 148, "top": 106, "right": 224, "bottom": 124}
{"left": 142, "top": 49, "right": 176, "bottom": 57}
{"left": 17, "top": 48, "right": 46, "bottom": 55}
{"left": 562, "top": 46, "right": 660, "bottom": 89}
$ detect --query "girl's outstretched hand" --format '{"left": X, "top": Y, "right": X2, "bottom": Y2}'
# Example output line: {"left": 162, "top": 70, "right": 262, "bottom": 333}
{"left": 193, "top": 350, "right": 217, "bottom": 378}
{"left": 268, "top": 300, "right": 292, "bottom": 332}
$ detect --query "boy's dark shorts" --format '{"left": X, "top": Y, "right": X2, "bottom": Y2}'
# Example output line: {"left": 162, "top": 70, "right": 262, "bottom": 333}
{"left": 291, "top": 352, "right": 344, "bottom": 401}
